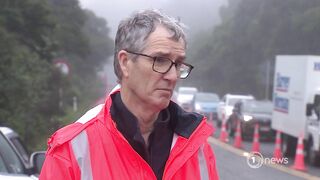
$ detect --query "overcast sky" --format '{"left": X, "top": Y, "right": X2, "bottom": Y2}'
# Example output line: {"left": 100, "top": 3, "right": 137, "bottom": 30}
{"left": 79, "top": 0, "right": 226, "bottom": 39}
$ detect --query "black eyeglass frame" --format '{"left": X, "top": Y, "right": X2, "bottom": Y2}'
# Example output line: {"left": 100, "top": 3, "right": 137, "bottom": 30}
{"left": 125, "top": 50, "right": 194, "bottom": 79}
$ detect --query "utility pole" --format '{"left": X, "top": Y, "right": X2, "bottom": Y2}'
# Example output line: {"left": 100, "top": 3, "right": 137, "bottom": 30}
{"left": 59, "top": 87, "right": 63, "bottom": 108}
{"left": 73, "top": 96, "right": 78, "bottom": 112}
{"left": 265, "top": 60, "right": 271, "bottom": 100}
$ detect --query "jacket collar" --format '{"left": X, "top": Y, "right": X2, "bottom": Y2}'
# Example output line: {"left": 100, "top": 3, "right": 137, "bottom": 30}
{"left": 103, "top": 85, "right": 210, "bottom": 139}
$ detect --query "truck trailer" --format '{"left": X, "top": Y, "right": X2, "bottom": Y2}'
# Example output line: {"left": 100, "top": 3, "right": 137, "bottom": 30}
{"left": 271, "top": 55, "right": 320, "bottom": 166}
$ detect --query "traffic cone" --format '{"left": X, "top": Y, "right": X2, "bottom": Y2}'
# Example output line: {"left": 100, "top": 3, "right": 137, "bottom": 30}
{"left": 291, "top": 133, "right": 306, "bottom": 171}
{"left": 233, "top": 119, "right": 242, "bottom": 149}
{"left": 219, "top": 113, "right": 228, "bottom": 142}
{"left": 251, "top": 123, "right": 260, "bottom": 152}
{"left": 273, "top": 131, "right": 282, "bottom": 161}
{"left": 207, "top": 116, "right": 214, "bottom": 130}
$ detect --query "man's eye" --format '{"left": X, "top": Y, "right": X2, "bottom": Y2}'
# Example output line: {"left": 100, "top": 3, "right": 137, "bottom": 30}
{"left": 156, "top": 57, "right": 170, "bottom": 64}
{"left": 175, "top": 63, "right": 182, "bottom": 68}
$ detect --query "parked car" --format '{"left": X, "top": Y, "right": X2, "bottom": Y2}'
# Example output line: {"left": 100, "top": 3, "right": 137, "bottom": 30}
{"left": 176, "top": 87, "right": 198, "bottom": 111}
{"left": 194, "top": 92, "right": 220, "bottom": 120}
{"left": 228, "top": 100, "right": 275, "bottom": 140}
{"left": 217, "top": 94, "right": 255, "bottom": 126}
{"left": 171, "top": 90, "right": 178, "bottom": 103}
{"left": 0, "top": 173, "right": 37, "bottom": 180}
{"left": 0, "top": 127, "right": 45, "bottom": 179}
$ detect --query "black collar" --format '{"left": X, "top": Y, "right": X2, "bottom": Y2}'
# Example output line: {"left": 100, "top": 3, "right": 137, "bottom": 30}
{"left": 110, "top": 93, "right": 172, "bottom": 140}
{"left": 110, "top": 92, "right": 203, "bottom": 139}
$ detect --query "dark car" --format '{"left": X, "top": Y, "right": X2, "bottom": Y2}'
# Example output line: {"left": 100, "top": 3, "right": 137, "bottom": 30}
{"left": 228, "top": 100, "right": 275, "bottom": 140}
{"left": 194, "top": 92, "right": 220, "bottom": 120}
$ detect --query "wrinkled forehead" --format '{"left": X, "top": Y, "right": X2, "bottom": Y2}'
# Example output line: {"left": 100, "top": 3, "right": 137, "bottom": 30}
{"left": 143, "top": 25, "right": 186, "bottom": 50}
{"left": 158, "top": 24, "right": 186, "bottom": 47}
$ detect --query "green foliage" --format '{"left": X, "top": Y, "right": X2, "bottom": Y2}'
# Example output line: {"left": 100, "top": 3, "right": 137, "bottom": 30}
{"left": 188, "top": 0, "right": 320, "bottom": 99}
{"left": 0, "top": 0, "right": 56, "bottom": 60}
{"left": 0, "top": 0, "right": 113, "bottom": 150}
{"left": 0, "top": 0, "right": 57, "bottom": 149}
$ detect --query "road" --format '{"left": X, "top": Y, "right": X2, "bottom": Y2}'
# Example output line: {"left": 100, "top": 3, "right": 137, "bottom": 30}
{"left": 208, "top": 120, "right": 320, "bottom": 180}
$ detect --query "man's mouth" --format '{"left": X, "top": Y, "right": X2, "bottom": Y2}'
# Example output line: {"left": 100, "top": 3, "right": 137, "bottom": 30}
{"left": 157, "top": 88, "right": 172, "bottom": 92}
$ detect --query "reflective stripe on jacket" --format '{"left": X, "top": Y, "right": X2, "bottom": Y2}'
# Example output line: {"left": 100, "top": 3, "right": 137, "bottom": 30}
{"left": 39, "top": 89, "right": 219, "bottom": 180}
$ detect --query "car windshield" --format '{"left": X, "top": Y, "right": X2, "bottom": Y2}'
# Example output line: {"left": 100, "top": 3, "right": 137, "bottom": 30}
{"left": 179, "top": 89, "right": 197, "bottom": 94}
{"left": 243, "top": 101, "right": 273, "bottom": 114}
{"left": 0, "top": 133, "right": 24, "bottom": 174}
{"left": 10, "top": 138, "right": 29, "bottom": 164}
{"left": 0, "top": 155, "right": 8, "bottom": 173}
{"left": 228, "top": 98, "right": 253, "bottom": 106}
{"left": 195, "top": 93, "right": 219, "bottom": 102}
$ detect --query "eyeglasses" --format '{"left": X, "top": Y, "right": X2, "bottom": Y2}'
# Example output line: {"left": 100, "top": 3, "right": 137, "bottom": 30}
{"left": 125, "top": 50, "right": 194, "bottom": 79}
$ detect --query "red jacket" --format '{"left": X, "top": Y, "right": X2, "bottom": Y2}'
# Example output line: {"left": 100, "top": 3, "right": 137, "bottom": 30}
{"left": 40, "top": 90, "right": 219, "bottom": 180}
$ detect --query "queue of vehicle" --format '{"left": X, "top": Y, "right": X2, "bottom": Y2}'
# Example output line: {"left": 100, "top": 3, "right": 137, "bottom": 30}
{"left": 228, "top": 100, "right": 274, "bottom": 140}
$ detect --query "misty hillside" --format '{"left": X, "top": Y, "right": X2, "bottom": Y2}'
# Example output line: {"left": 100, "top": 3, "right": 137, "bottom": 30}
{"left": 161, "top": 0, "right": 226, "bottom": 37}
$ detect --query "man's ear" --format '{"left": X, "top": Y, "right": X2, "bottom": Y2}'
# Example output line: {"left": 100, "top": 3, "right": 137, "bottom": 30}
{"left": 118, "top": 50, "right": 130, "bottom": 78}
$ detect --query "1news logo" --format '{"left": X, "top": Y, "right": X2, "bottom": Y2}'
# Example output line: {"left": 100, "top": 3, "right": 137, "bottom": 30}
{"left": 246, "top": 151, "right": 289, "bottom": 169}
{"left": 247, "top": 152, "right": 264, "bottom": 168}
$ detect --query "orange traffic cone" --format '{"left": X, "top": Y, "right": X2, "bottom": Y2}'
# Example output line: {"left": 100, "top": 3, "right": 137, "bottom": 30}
{"left": 233, "top": 119, "right": 242, "bottom": 149}
{"left": 273, "top": 131, "right": 282, "bottom": 161}
{"left": 251, "top": 123, "right": 260, "bottom": 152}
{"left": 219, "top": 114, "right": 228, "bottom": 142}
{"left": 291, "top": 133, "right": 306, "bottom": 171}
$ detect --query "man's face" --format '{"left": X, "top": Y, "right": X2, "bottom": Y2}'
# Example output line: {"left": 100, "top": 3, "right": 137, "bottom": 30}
{"left": 122, "top": 25, "right": 186, "bottom": 111}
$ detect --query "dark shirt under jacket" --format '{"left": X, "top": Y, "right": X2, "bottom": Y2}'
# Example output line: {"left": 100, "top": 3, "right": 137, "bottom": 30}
{"left": 110, "top": 93, "right": 173, "bottom": 180}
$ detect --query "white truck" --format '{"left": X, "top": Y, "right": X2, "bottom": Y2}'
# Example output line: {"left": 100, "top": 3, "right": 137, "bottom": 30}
{"left": 271, "top": 55, "right": 320, "bottom": 166}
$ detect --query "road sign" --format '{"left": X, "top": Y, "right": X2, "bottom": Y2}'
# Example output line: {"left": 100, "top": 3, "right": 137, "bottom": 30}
{"left": 54, "top": 59, "right": 70, "bottom": 76}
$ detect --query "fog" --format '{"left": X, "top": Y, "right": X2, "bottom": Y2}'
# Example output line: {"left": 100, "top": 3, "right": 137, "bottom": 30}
{"left": 79, "top": 0, "right": 226, "bottom": 39}
{"left": 79, "top": 0, "right": 226, "bottom": 88}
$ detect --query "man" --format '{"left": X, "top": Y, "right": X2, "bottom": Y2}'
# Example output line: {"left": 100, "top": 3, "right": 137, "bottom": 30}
{"left": 40, "top": 9, "right": 219, "bottom": 180}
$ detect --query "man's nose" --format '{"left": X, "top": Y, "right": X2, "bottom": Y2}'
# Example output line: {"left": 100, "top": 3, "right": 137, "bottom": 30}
{"left": 164, "top": 65, "right": 179, "bottom": 81}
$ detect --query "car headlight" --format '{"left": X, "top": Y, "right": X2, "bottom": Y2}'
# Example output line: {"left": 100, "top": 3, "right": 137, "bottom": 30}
{"left": 243, "top": 115, "right": 253, "bottom": 122}
{"left": 195, "top": 103, "right": 201, "bottom": 111}
{"left": 226, "top": 108, "right": 233, "bottom": 116}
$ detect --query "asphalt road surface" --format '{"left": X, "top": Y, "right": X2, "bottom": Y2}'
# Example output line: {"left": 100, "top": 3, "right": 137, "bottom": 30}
{"left": 208, "top": 120, "right": 320, "bottom": 180}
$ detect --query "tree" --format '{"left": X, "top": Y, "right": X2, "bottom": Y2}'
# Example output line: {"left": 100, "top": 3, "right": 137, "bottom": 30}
{"left": 187, "top": 0, "right": 320, "bottom": 99}
{"left": 0, "top": 0, "right": 114, "bottom": 150}
{"left": 0, "top": 0, "right": 57, "bottom": 147}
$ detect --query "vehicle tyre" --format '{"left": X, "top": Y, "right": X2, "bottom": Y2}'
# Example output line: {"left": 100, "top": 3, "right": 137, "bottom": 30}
{"left": 217, "top": 119, "right": 222, "bottom": 128}
{"left": 241, "top": 129, "right": 249, "bottom": 141}
{"left": 227, "top": 120, "right": 234, "bottom": 137}
{"left": 307, "top": 138, "right": 320, "bottom": 166}
{"left": 281, "top": 134, "right": 296, "bottom": 157}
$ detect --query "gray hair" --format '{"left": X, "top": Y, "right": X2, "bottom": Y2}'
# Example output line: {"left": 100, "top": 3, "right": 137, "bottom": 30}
{"left": 113, "top": 9, "right": 187, "bottom": 82}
